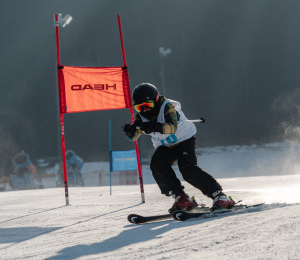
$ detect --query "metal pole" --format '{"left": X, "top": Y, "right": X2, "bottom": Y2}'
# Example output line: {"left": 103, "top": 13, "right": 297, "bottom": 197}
{"left": 160, "top": 56, "right": 166, "bottom": 96}
{"left": 117, "top": 14, "right": 145, "bottom": 203}
{"left": 55, "top": 13, "right": 69, "bottom": 205}
{"left": 109, "top": 119, "right": 112, "bottom": 195}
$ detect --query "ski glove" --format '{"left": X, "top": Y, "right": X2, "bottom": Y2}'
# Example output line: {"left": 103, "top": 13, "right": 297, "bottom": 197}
{"left": 122, "top": 123, "right": 136, "bottom": 138}
{"left": 139, "top": 122, "right": 163, "bottom": 134}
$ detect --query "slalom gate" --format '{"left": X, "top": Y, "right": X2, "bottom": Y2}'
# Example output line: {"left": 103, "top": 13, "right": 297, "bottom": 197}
{"left": 54, "top": 14, "right": 145, "bottom": 205}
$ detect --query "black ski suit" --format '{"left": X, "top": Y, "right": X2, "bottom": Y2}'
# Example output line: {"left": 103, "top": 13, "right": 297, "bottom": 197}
{"left": 124, "top": 96, "right": 222, "bottom": 198}
{"left": 150, "top": 135, "right": 222, "bottom": 197}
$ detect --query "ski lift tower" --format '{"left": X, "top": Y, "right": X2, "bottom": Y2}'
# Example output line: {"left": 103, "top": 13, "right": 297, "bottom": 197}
{"left": 159, "top": 47, "right": 172, "bottom": 96}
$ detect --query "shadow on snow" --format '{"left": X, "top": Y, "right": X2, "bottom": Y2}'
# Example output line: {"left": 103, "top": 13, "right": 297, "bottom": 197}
{"left": 44, "top": 205, "right": 272, "bottom": 260}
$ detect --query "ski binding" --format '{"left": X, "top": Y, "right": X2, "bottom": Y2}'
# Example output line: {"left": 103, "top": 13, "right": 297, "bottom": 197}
{"left": 172, "top": 203, "right": 265, "bottom": 221}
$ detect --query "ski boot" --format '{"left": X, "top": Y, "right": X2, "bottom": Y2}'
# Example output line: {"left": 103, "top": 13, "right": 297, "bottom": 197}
{"left": 168, "top": 192, "right": 196, "bottom": 214}
{"left": 211, "top": 190, "right": 235, "bottom": 211}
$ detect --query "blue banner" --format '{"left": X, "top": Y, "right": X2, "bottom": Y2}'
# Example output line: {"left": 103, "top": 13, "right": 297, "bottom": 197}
{"left": 110, "top": 149, "right": 138, "bottom": 172}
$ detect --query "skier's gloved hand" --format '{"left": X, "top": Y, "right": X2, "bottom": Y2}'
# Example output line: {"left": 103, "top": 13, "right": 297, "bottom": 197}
{"left": 122, "top": 123, "right": 136, "bottom": 138}
{"left": 139, "top": 122, "right": 163, "bottom": 134}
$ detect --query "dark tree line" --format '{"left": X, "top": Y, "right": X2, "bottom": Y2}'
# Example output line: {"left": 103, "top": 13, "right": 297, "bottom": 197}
{"left": 1, "top": 0, "right": 300, "bottom": 177}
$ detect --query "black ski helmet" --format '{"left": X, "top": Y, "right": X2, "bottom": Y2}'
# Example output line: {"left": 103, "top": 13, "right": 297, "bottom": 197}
{"left": 132, "top": 83, "right": 160, "bottom": 105}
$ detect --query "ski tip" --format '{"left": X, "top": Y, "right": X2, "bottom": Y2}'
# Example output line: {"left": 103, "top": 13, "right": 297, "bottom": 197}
{"left": 128, "top": 214, "right": 142, "bottom": 224}
{"left": 172, "top": 210, "right": 185, "bottom": 221}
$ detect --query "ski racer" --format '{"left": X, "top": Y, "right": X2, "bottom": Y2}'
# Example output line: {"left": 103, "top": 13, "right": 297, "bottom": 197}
{"left": 122, "top": 83, "right": 235, "bottom": 212}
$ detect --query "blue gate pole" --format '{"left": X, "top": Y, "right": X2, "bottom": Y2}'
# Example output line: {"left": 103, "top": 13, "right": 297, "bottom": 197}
{"left": 109, "top": 119, "right": 112, "bottom": 195}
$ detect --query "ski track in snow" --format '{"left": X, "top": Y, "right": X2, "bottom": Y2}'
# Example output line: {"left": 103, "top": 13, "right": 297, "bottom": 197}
{"left": 2, "top": 143, "right": 300, "bottom": 259}
{"left": 1, "top": 175, "right": 300, "bottom": 260}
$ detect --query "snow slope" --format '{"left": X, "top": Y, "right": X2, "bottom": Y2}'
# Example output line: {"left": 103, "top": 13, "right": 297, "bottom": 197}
{"left": 1, "top": 142, "right": 300, "bottom": 259}
{"left": 1, "top": 174, "right": 300, "bottom": 260}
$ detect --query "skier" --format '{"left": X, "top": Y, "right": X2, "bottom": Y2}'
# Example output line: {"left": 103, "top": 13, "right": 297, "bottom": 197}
{"left": 122, "top": 83, "right": 235, "bottom": 212}
{"left": 10, "top": 151, "right": 39, "bottom": 190}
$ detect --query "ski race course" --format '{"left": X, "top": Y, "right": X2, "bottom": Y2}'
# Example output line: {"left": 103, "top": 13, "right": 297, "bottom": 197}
{"left": 1, "top": 174, "right": 300, "bottom": 259}
{"left": 1, "top": 143, "right": 300, "bottom": 259}
{"left": 2, "top": 2, "right": 300, "bottom": 259}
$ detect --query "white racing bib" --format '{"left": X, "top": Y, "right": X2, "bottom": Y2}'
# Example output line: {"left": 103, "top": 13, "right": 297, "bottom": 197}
{"left": 139, "top": 99, "right": 197, "bottom": 149}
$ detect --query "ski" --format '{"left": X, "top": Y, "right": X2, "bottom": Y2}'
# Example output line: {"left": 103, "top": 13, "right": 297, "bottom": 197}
{"left": 127, "top": 206, "right": 210, "bottom": 224}
{"left": 128, "top": 213, "right": 172, "bottom": 224}
{"left": 172, "top": 203, "right": 265, "bottom": 221}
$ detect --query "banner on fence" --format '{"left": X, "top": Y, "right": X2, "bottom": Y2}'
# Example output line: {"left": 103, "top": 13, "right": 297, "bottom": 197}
{"left": 110, "top": 149, "right": 138, "bottom": 172}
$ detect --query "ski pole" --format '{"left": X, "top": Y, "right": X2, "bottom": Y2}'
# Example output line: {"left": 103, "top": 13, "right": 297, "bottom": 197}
{"left": 190, "top": 117, "right": 205, "bottom": 123}
{"left": 134, "top": 117, "right": 205, "bottom": 130}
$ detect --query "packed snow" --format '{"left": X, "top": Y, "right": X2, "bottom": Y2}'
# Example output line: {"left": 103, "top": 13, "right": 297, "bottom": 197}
{"left": 1, "top": 142, "right": 300, "bottom": 259}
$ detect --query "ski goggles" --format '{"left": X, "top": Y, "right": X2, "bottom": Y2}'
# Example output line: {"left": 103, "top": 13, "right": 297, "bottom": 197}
{"left": 134, "top": 100, "right": 155, "bottom": 112}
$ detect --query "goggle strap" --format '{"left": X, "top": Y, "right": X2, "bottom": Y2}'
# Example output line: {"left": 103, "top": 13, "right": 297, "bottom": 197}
{"left": 155, "top": 92, "right": 160, "bottom": 102}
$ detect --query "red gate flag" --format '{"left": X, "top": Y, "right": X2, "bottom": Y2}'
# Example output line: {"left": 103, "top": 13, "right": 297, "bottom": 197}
{"left": 57, "top": 65, "right": 132, "bottom": 113}
{"left": 54, "top": 14, "right": 145, "bottom": 205}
